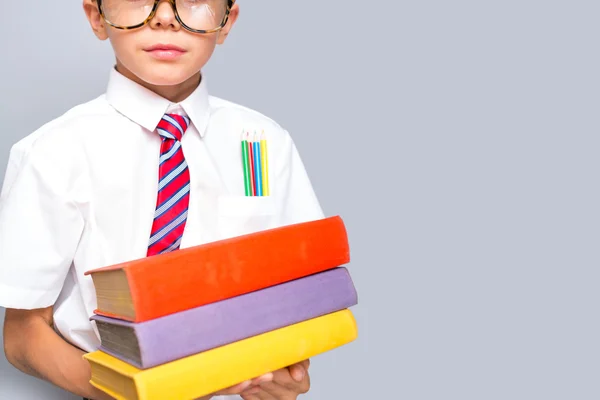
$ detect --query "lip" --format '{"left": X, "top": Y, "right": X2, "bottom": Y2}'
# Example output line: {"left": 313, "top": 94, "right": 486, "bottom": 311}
{"left": 144, "top": 43, "right": 187, "bottom": 60}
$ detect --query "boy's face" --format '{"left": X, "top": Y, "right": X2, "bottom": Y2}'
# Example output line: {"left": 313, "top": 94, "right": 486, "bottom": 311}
{"left": 84, "top": 0, "right": 239, "bottom": 88}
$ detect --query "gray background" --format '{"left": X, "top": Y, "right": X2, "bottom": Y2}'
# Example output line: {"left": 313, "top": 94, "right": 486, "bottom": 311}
{"left": 1, "top": 0, "right": 599, "bottom": 399}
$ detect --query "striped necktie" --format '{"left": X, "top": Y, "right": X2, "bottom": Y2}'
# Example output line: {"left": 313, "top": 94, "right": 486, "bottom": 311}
{"left": 147, "top": 113, "right": 191, "bottom": 256}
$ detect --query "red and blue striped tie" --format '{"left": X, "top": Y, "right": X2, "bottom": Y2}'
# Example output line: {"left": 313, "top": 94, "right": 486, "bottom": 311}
{"left": 147, "top": 113, "right": 191, "bottom": 256}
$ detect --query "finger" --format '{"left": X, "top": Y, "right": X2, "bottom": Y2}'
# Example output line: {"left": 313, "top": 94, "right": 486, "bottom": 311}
{"left": 216, "top": 380, "right": 253, "bottom": 394}
{"left": 241, "top": 391, "right": 277, "bottom": 400}
{"left": 219, "top": 372, "right": 273, "bottom": 395}
{"left": 272, "top": 366, "right": 305, "bottom": 388}
{"left": 289, "top": 360, "right": 309, "bottom": 369}
{"left": 293, "top": 359, "right": 310, "bottom": 370}
{"left": 288, "top": 363, "right": 306, "bottom": 382}
{"left": 271, "top": 367, "right": 295, "bottom": 385}
{"left": 254, "top": 390, "right": 279, "bottom": 400}
{"left": 258, "top": 381, "right": 289, "bottom": 397}
{"left": 238, "top": 372, "right": 276, "bottom": 398}
{"left": 250, "top": 372, "right": 274, "bottom": 386}
{"left": 286, "top": 360, "right": 309, "bottom": 381}
{"left": 241, "top": 385, "right": 262, "bottom": 396}
{"left": 259, "top": 392, "right": 279, "bottom": 400}
{"left": 261, "top": 379, "right": 310, "bottom": 398}
{"left": 269, "top": 366, "right": 310, "bottom": 394}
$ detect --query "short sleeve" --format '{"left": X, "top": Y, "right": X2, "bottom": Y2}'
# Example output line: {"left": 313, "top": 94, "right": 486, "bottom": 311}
{"left": 0, "top": 144, "right": 24, "bottom": 201}
{"left": 274, "top": 131, "right": 325, "bottom": 224}
{"left": 0, "top": 140, "right": 84, "bottom": 309}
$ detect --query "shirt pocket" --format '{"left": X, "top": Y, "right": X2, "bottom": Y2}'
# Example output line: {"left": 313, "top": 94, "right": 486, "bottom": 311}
{"left": 216, "top": 195, "right": 279, "bottom": 239}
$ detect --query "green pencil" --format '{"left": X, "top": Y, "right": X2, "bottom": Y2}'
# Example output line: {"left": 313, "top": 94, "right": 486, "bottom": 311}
{"left": 241, "top": 131, "right": 252, "bottom": 196}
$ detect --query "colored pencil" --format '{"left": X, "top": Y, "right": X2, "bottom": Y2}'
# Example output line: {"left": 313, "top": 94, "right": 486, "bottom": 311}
{"left": 253, "top": 132, "right": 263, "bottom": 196}
{"left": 260, "top": 130, "right": 269, "bottom": 196}
{"left": 241, "top": 131, "right": 251, "bottom": 196}
{"left": 247, "top": 132, "right": 256, "bottom": 196}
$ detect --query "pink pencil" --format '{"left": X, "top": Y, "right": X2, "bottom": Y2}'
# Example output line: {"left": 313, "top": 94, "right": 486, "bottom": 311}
{"left": 247, "top": 132, "right": 256, "bottom": 196}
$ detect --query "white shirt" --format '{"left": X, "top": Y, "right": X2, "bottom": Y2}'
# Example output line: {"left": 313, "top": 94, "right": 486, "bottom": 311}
{"left": 0, "top": 68, "right": 324, "bottom": 399}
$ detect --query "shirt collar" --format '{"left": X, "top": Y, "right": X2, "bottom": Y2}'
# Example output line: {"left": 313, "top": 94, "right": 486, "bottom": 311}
{"left": 105, "top": 67, "right": 210, "bottom": 137}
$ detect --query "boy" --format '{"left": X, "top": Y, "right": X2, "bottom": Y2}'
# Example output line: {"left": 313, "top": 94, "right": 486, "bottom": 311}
{"left": 0, "top": 1, "right": 323, "bottom": 399}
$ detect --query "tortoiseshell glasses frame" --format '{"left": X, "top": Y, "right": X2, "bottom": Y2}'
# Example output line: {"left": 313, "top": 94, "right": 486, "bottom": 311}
{"left": 94, "top": 0, "right": 236, "bottom": 34}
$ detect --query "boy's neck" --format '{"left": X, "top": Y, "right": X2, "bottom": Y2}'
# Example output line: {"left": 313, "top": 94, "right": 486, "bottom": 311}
{"left": 115, "top": 61, "right": 201, "bottom": 104}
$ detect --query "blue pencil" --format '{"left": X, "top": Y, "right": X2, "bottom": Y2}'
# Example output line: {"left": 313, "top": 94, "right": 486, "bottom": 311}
{"left": 253, "top": 134, "right": 263, "bottom": 196}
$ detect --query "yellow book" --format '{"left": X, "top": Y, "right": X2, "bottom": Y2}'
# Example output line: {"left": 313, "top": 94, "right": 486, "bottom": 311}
{"left": 84, "top": 309, "right": 358, "bottom": 400}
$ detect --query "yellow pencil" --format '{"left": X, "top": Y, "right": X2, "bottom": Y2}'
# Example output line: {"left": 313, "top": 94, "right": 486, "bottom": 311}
{"left": 260, "top": 130, "right": 270, "bottom": 196}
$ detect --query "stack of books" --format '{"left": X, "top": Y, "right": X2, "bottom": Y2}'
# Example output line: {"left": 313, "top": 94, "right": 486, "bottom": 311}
{"left": 83, "top": 216, "right": 359, "bottom": 400}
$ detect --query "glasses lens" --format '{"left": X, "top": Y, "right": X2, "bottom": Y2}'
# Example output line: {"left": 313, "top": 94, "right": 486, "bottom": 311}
{"left": 176, "top": 0, "right": 229, "bottom": 31}
{"left": 101, "top": 0, "right": 155, "bottom": 28}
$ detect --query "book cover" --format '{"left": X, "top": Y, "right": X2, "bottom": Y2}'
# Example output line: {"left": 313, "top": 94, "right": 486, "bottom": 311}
{"left": 84, "top": 309, "right": 358, "bottom": 400}
{"left": 92, "top": 267, "right": 358, "bottom": 369}
{"left": 86, "top": 216, "right": 350, "bottom": 322}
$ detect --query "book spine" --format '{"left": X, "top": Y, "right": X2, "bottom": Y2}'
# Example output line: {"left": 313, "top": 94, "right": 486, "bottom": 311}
{"left": 135, "top": 267, "right": 357, "bottom": 369}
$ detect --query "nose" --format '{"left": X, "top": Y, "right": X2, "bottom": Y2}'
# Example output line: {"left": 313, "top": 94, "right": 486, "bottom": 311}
{"left": 149, "top": 0, "right": 182, "bottom": 31}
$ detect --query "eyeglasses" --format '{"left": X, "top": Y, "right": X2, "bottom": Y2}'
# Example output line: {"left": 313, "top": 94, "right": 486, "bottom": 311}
{"left": 96, "top": 0, "right": 236, "bottom": 34}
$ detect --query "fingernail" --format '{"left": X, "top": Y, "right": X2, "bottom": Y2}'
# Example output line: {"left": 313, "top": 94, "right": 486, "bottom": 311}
{"left": 244, "top": 386, "right": 261, "bottom": 395}
{"left": 262, "top": 372, "right": 274, "bottom": 382}
{"left": 255, "top": 374, "right": 272, "bottom": 385}
{"left": 240, "top": 380, "right": 252, "bottom": 389}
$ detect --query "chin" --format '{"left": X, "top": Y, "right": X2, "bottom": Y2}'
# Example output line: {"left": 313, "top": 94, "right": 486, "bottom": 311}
{"left": 134, "top": 64, "right": 198, "bottom": 87}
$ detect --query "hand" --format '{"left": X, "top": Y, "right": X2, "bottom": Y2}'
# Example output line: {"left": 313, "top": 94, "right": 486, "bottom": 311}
{"left": 240, "top": 360, "right": 311, "bottom": 400}
{"left": 195, "top": 373, "right": 275, "bottom": 400}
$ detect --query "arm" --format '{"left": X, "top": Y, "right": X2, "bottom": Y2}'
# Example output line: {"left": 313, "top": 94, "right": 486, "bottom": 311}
{"left": 3, "top": 307, "right": 277, "bottom": 400}
{"left": 3, "top": 307, "right": 114, "bottom": 400}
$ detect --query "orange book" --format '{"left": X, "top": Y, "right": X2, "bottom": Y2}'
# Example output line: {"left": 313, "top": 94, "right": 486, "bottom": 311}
{"left": 86, "top": 216, "right": 349, "bottom": 322}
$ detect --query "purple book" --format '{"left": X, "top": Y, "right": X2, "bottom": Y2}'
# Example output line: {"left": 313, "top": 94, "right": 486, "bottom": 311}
{"left": 91, "top": 267, "right": 357, "bottom": 369}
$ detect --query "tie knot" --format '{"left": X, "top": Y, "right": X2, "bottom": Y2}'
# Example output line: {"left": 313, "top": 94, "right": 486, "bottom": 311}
{"left": 157, "top": 114, "right": 190, "bottom": 141}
